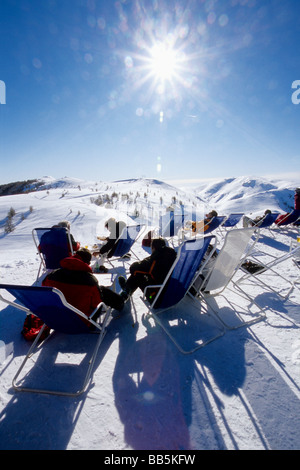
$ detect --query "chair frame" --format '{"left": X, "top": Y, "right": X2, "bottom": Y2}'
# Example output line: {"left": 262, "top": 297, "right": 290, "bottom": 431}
{"left": 235, "top": 244, "right": 300, "bottom": 300}
{"left": 141, "top": 236, "right": 226, "bottom": 354}
{"left": 275, "top": 209, "right": 300, "bottom": 228}
{"left": 221, "top": 213, "right": 244, "bottom": 229}
{"left": 193, "top": 228, "right": 267, "bottom": 330}
{"left": 0, "top": 284, "right": 112, "bottom": 396}
{"left": 104, "top": 224, "right": 145, "bottom": 266}
{"left": 253, "top": 212, "right": 280, "bottom": 228}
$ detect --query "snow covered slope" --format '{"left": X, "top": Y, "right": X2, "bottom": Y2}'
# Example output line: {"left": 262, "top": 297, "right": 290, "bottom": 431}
{"left": 0, "top": 175, "right": 299, "bottom": 450}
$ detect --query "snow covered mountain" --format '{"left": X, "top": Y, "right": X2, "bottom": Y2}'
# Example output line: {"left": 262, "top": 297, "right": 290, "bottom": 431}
{"left": 1, "top": 174, "right": 298, "bottom": 223}
{"left": 192, "top": 175, "right": 297, "bottom": 215}
{"left": 0, "top": 174, "right": 299, "bottom": 451}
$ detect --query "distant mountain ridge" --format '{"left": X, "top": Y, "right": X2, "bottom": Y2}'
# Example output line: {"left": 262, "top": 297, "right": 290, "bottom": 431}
{"left": 193, "top": 175, "right": 297, "bottom": 214}
{"left": 0, "top": 175, "right": 298, "bottom": 216}
{"left": 0, "top": 179, "right": 43, "bottom": 196}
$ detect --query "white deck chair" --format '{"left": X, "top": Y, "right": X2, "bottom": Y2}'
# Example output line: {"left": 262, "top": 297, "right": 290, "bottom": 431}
{"left": 192, "top": 228, "right": 266, "bottom": 329}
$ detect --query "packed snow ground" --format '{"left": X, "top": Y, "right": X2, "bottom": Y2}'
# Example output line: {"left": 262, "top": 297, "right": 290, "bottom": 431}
{"left": 0, "top": 175, "right": 299, "bottom": 450}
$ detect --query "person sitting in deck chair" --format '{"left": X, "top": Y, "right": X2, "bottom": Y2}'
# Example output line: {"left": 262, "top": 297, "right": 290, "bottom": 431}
{"left": 93, "top": 218, "right": 127, "bottom": 272}
{"left": 275, "top": 188, "right": 300, "bottom": 225}
{"left": 118, "top": 238, "right": 177, "bottom": 303}
{"left": 38, "top": 220, "right": 80, "bottom": 259}
{"left": 42, "top": 248, "right": 124, "bottom": 319}
{"left": 190, "top": 210, "right": 218, "bottom": 233}
{"left": 57, "top": 220, "right": 80, "bottom": 251}
{"left": 52, "top": 220, "right": 80, "bottom": 252}
{"left": 242, "top": 209, "right": 271, "bottom": 228}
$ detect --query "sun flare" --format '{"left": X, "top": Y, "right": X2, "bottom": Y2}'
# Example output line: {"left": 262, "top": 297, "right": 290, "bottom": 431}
{"left": 149, "top": 42, "right": 179, "bottom": 82}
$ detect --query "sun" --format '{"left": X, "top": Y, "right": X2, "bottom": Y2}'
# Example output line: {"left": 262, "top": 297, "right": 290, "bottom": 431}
{"left": 124, "top": 32, "right": 198, "bottom": 104}
{"left": 148, "top": 42, "right": 179, "bottom": 83}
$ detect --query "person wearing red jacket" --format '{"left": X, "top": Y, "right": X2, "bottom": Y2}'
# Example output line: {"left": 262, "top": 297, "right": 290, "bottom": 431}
{"left": 42, "top": 248, "right": 124, "bottom": 317}
{"left": 22, "top": 248, "right": 124, "bottom": 340}
{"left": 275, "top": 188, "right": 300, "bottom": 225}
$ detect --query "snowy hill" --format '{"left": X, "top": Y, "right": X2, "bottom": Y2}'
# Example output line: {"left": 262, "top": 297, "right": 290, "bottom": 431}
{"left": 193, "top": 175, "right": 297, "bottom": 215}
{"left": 0, "top": 175, "right": 299, "bottom": 450}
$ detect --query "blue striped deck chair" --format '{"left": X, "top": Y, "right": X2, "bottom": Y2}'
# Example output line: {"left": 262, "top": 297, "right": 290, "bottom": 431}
{"left": 203, "top": 216, "right": 226, "bottom": 234}
{"left": 106, "top": 224, "right": 144, "bottom": 265}
{"left": 252, "top": 212, "right": 280, "bottom": 239}
{"left": 222, "top": 213, "right": 244, "bottom": 228}
{"left": 254, "top": 212, "right": 280, "bottom": 228}
{"left": 143, "top": 236, "right": 225, "bottom": 354}
{"left": 33, "top": 227, "right": 74, "bottom": 281}
{"left": 0, "top": 284, "right": 112, "bottom": 396}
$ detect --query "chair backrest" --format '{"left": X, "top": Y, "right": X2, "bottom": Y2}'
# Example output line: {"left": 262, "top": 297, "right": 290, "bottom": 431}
{"left": 257, "top": 212, "right": 280, "bottom": 228}
{"left": 204, "top": 216, "right": 226, "bottom": 234}
{"left": 33, "top": 227, "right": 73, "bottom": 270}
{"left": 204, "top": 228, "right": 258, "bottom": 293}
{"left": 153, "top": 236, "right": 214, "bottom": 309}
{"left": 0, "top": 284, "right": 91, "bottom": 334}
{"left": 276, "top": 209, "right": 300, "bottom": 226}
{"left": 222, "top": 213, "right": 244, "bottom": 228}
{"left": 112, "top": 224, "right": 143, "bottom": 258}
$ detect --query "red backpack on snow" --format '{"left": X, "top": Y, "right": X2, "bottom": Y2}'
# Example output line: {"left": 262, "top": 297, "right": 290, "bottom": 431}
{"left": 21, "top": 314, "right": 51, "bottom": 342}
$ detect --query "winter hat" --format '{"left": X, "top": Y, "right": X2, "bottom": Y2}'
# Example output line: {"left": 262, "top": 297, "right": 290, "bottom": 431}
{"left": 208, "top": 210, "right": 218, "bottom": 217}
{"left": 75, "top": 248, "right": 92, "bottom": 265}
{"left": 151, "top": 238, "right": 166, "bottom": 251}
{"left": 57, "top": 220, "right": 71, "bottom": 230}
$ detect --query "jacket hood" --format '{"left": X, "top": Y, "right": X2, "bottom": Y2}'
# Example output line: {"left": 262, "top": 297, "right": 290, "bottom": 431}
{"left": 60, "top": 256, "right": 92, "bottom": 273}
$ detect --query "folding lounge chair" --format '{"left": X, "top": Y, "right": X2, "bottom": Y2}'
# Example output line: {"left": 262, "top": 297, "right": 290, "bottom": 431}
{"left": 251, "top": 212, "right": 280, "bottom": 240}
{"left": 33, "top": 227, "right": 74, "bottom": 281}
{"left": 181, "top": 216, "right": 227, "bottom": 240}
{"left": 221, "top": 213, "right": 244, "bottom": 229}
{"left": 275, "top": 209, "right": 300, "bottom": 227}
{"left": 203, "top": 216, "right": 226, "bottom": 234}
{"left": 105, "top": 224, "right": 144, "bottom": 266}
{"left": 0, "top": 284, "right": 112, "bottom": 396}
{"left": 254, "top": 212, "right": 280, "bottom": 228}
{"left": 192, "top": 228, "right": 266, "bottom": 329}
{"left": 142, "top": 236, "right": 226, "bottom": 354}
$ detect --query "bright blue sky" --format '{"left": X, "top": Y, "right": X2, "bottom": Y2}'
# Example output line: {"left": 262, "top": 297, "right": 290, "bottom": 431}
{"left": 0, "top": 0, "right": 299, "bottom": 185}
